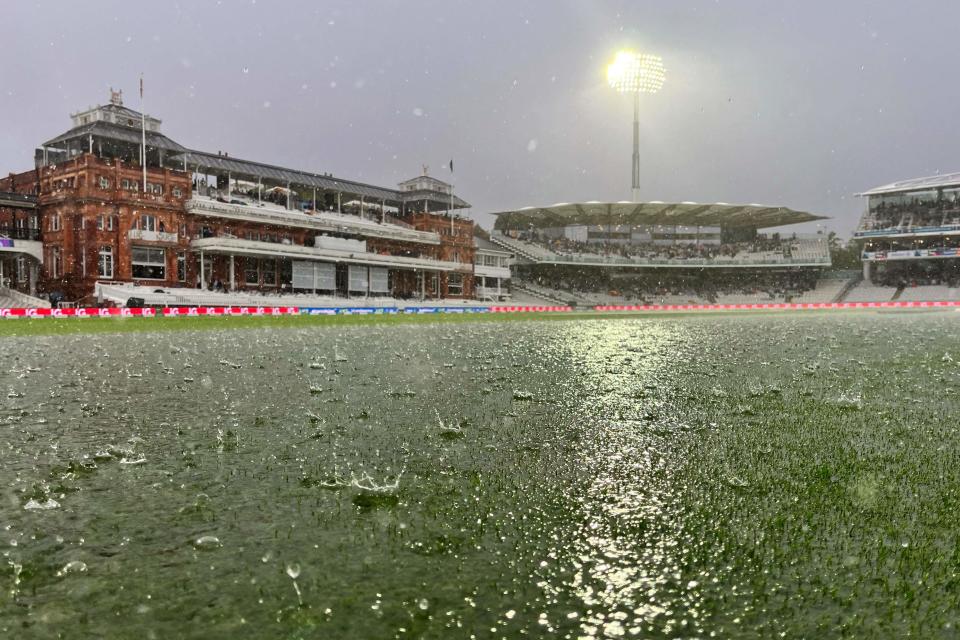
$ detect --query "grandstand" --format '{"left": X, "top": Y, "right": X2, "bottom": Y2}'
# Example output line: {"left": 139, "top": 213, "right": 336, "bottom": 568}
{"left": 855, "top": 172, "right": 960, "bottom": 300}
{"left": 842, "top": 280, "right": 897, "bottom": 303}
{"left": 489, "top": 200, "right": 832, "bottom": 305}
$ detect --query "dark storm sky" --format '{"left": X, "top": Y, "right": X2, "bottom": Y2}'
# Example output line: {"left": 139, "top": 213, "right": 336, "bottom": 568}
{"left": 2, "top": 1, "right": 956, "bottom": 235}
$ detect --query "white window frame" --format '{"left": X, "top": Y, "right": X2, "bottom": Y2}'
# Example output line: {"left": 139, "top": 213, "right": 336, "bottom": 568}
{"left": 98, "top": 246, "right": 114, "bottom": 279}
{"left": 131, "top": 246, "right": 166, "bottom": 280}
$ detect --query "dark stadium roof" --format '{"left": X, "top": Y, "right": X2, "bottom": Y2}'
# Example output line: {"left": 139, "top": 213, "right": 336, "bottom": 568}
{"left": 490, "top": 201, "right": 826, "bottom": 230}
{"left": 42, "top": 121, "right": 188, "bottom": 153}
{"left": 858, "top": 172, "right": 960, "bottom": 197}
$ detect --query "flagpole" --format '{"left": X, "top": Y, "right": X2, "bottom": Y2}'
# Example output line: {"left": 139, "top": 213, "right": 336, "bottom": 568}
{"left": 140, "top": 74, "right": 147, "bottom": 192}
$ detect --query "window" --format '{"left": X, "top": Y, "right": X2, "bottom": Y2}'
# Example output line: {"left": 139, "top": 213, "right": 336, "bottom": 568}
{"left": 98, "top": 246, "right": 113, "bottom": 279}
{"left": 16, "top": 256, "right": 26, "bottom": 283}
{"left": 172, "top": 187, "right": 183, "bottom": 198}
{"left": 139, "top": 215, "right": 157, "bottom": 232}
{"left": 447, "top": 273, "right": 463, "bottom": 296}
{"left": 177, "top": 252, "right": 186, "bottom": 282}
{"left": 131, "top": 246, "right": 165, "bottom": 280}
{"left": 245, "top": 259, "right": 259, "bottom": 284}
{"left": 50, "top": 214, "right": 60, "bottom": 231}
{"left": 29, "top": 216, "right": 38, "bottom": 230}
{"left": 97, "top": 215, "right": 104, "bottom": 231}
{"left": 262, "top": 259, "right": 276, "bottom": 285}
{"left": 49, "top": 246, "right": 61, "bottom": 278}
{"left": 98, "top": 176, "right": 110, "bottom": 189}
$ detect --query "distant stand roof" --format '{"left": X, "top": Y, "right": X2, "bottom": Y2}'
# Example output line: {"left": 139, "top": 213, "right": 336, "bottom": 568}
{"left": 858, "top": 172, "right": 960, "bottom": 197}
{"left": 490, "top": 201, "right": 826, "bottom": 230}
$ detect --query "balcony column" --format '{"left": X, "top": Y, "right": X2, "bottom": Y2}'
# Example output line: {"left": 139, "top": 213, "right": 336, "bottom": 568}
{"left": 312, "top": 188, "right": 317, "bottom": 211}
{"left": 337, "top": 192, "right": 342, "bottom": 213}
{"left": 862, "top": 260, "right": 871, "bottom": 281}
{"left": 360, "top": 196, "right": 364, "bottom": 218}
{"left": 229, "top": 255, "right": 235, "bottom": 291}
{"left": 381, "top": 199, "right": 385, "bottom": 223}
{"left": 200, "top": 251, "right": 206, "bottom": 289}
{"left": 29, "top": 261, "right": 37, "bottom": 296}
{"left": 286, "top": 182, "right": 291, "bottom": 210}
{"left": 226, "top": 173, "right": 231, "bottom": 199}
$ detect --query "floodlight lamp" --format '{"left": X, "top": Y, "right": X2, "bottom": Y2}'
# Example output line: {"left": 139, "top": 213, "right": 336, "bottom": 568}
{"left": 607, "top": 51, "right": 665, "bottom": 94}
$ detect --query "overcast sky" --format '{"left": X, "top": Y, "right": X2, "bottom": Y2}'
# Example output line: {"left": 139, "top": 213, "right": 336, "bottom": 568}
{"left": 2, "top": 1, "right": 957, "bottom": 236}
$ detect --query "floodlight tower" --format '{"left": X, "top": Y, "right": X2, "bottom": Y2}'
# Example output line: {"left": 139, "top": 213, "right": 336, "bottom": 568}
{"left": 607, "top": 51, "right": 665, "bottom": 202}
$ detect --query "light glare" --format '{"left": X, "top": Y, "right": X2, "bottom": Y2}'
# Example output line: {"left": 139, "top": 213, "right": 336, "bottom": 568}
{"left": 607, "top": 51, "right": 665, "bottom": 94}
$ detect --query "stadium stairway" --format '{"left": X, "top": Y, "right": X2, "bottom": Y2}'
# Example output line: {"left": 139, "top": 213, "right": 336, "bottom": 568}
{"left": 510, "top": 282, "right": 570, "bottom": 306}
{"left": 833, "top": 275, "right": 861, "bottom": 303}
{"left": 0, "top": 287, "right": 51, "bottom": 309}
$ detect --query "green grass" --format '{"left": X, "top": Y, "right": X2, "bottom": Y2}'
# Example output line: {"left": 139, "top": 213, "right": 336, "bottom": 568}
{"left": 0, "top": 311, "right": 608, "bottom": 336}
{"left": 0, "top": 307, "right": 906, "bottom": 337}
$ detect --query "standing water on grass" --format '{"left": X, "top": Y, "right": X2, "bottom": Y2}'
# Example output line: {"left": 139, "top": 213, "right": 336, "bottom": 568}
{"left": 3, "top": 313, "right": 960, "bottom": 638}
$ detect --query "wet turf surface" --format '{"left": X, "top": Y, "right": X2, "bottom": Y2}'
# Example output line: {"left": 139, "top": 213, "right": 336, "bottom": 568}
{"left": 2, "top": 311, "right": 960, "bottom": 638}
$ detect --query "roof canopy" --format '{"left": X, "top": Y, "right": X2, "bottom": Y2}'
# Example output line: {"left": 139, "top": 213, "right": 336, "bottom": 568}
{"left": 43, "top": 121, "right": 187, "bottom": 153}
{"left": 491, "top": 201, "right": 826, "bottom": 230}
{"left": 858, "top": 172, "right": 960, "bottom": 197}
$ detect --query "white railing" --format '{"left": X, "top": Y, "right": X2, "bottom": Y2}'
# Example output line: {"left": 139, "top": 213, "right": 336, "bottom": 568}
{"left": 128, "top": 229, "right": 178, "bottom": 243}
{"left": 94, "top": 282, "right": 496, "bottom": 309}
{"left": 190, "top": 237, "right": 464, "bottom": 272}
{"left": 187, "top": 197, "right": 440, "bottom": 245}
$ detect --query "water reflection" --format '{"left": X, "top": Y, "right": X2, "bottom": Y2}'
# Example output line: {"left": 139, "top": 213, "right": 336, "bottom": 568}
{"left": 543, "top": 321, "right": 705, "bottom": 638}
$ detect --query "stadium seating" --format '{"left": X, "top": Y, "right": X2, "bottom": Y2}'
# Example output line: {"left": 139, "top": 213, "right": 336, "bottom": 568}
{"left": 789, "top": 276, "right": 853, "bottom": 303}
{"left": 492, "top": 231, "right": 830, "bottom": 267}
{"left": 897, "top": 285, "right": 957, "bottom": 302}
{"left": 841, "top": 281, "right": 898, "bottom": 302}
{"left": 488, "top": 233, "right": 560, "bottom": 261}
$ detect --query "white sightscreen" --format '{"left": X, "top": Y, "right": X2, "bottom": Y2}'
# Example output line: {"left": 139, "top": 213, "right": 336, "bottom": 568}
{"left": 292, "top": 261, "right": 315, "bottom": 289}
{"left": 348, "top": 265, "right": 369, "bottom": 293}
{"left": 315, "top": 262, "right": 336, "bottom": 290}
{"left": 369, "top": 267, "right": 389, "bottom": 293}
{"left": 291, "top": 261, "right": 337, "bottom": 290}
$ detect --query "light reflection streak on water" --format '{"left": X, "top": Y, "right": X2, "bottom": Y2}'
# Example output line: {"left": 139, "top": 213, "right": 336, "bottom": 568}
{"left": 542, "top": 321, "right": 705, "bottom": 638}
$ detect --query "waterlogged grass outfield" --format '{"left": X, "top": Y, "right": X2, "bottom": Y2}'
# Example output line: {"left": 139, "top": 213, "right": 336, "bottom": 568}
{"left": 2, "top": 311, "right": 960, "bottom": 638}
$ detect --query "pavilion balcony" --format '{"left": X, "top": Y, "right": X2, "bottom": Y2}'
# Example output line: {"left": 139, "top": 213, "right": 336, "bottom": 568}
{"left": 128, "top": 229, "right": 178, "bottom": 243}
{"left": 190, "top": 236, "right": 465, "bottom": 273}
{"left": 186, "top": 196, "right": 440, "bottom": 245}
